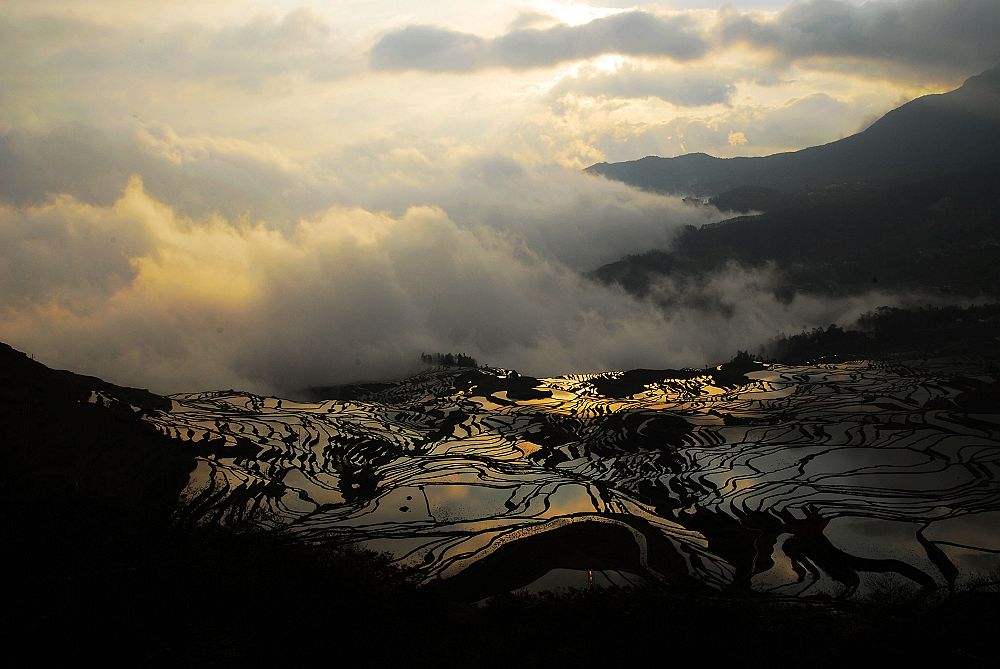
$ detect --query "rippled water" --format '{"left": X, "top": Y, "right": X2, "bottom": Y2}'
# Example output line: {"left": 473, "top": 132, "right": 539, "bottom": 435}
{"left": 141, "top": 358, "right": 1000, "bottom": 599}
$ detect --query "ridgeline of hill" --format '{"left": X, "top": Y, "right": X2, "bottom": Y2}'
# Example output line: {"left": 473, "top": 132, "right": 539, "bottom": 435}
{"left": 591, "top": 166, "right": 1000, "bottom": 299}
{"left": 586, "top": 67, "right": 1000, "bottom": 204}
{"left": 586, "top": 67, "right": 1000, "bottom": 302}
{"left": 763, "top": 304, "right": 1000, "bottom": 365}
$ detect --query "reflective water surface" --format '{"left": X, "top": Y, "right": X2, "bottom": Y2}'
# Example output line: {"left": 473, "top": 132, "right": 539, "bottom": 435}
{"left": 148, "top": 359, "right": 1000, "bottom": 598}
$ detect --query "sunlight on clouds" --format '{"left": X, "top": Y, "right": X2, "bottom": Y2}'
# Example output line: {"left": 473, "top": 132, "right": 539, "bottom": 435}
{"left": 135, "top": 124, "right": 302, "bottom": 175}
{"left": 589, "top": 54, "right": 628, "bottom": 75}
{"left": 543, "top": 66, "right": 921, "bottom": 161}
{"left": 1, "top": 2, "right": 970, "bottom": 166}
{"left": 0, "top": 174, "right": 908, "bottom": 394}
{"left": 727, "top": 130, "right": 748, "bottom": 147}
{"left": 531, "top": 1, "right": 628, "bottom": 27}
{"left": 1, "top": 1, "right": 995, "bottom": 392}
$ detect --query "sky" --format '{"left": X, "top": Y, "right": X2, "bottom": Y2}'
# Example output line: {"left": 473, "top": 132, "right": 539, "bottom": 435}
{"left": 1, "top": 1, "right": 997, "bottom": 393}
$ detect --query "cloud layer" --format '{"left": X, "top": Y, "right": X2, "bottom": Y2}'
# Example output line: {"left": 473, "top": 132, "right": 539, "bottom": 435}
{"left": 550, "top": 64, "right": 737, "bottom": 106}
{"left": 2, "top": 2, "right": 983, "bottom": 169}
{"left": 2, "top": 121, "right": 735, "bottom": 268}
{"left": 1, "top": 120, "right": 731, "bottom": 391}
{"left": 2, "top": 174, "right": 913, "bottom": 395}
{"left": 369, "top": 1, "right": 1000, "bottom": 78}
{"left": 0, "top": 2, "right": 985, "bottom": 394}
{"left": 0, "top": 8, "right": 350, "bottom": 90}
{"left": 0, "top": 177, "right": 691, "bottom": 392}
{"left": 370, "top": 11, "right": 709, "bottom": 72}
{"left": 719, "top": 0, "right": 1000, "bottom": 77}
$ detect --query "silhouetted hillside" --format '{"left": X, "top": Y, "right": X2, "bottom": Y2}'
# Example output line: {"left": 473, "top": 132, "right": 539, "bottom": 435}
{"left": 587, "top": 67, "right": 1000, "bottom": 203}
{"left": 708, "top": 185, "right": 800, "bottom": 213}
{"left": 764, "top": 304, "right": 1000, "bottom": 364}
{"left": 0, "top": 343, "right": 192, "bottom": 562}
{"left": 592, "top": 167, "right": 1000, "bottom": 298}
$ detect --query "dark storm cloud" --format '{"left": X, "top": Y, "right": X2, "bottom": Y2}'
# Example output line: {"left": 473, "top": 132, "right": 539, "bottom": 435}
{"left": 369, "top": 11, "right": 709, "bottom": 72}
{"left": 719, "top": 0, "right": 1000, "bottom": 76}
{"left": 370, "top": 1, "right": 1000, "bottom": 78}
{"left": 368, "top": 26, "right": 491, "bottom": 72}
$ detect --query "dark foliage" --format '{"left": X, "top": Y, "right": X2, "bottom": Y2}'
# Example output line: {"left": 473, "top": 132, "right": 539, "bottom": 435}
{"left": 420, "top": 351, "right": 479, "bottom": 368}
{"left": 592, "top": 166, "right": 1000, "bottom": 299}
{"left": 766, "top": 304, "right": 1000, "bottom": 363}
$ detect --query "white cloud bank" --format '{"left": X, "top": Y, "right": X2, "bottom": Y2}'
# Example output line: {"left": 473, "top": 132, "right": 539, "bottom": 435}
{"left": 1, "top": 176, "right": 908, "bottom": 395}
{"left": 0, "top": 124, "right": 726, "bottom": 270}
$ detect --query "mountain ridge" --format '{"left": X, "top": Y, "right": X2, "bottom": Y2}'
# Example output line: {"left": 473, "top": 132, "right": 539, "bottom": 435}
{"left": 591, "top": 164, "right": 1000, "bottom": 299}
{"left": 586, "top": 67, "right": 1000, "bottom": 199}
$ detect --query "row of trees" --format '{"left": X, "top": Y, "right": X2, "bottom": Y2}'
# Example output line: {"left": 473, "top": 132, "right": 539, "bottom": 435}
{"left": 765, "top": 303, "right": 1000, "bottom": 363}
{"left": 420, "top": 352, "right": 479, "bottom": 368}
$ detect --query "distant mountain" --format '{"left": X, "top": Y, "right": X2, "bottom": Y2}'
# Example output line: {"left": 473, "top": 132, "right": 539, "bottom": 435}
{"left": 592, "top": 166, "right": 1000, "bottom": 298}
{"left": 586, "top": 67, "right": 1000, "bottom": 202}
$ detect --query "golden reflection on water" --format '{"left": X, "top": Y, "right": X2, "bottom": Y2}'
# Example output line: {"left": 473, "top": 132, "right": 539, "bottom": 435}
{"left": 155, "top": 360, "right": 1000, "bottom": 596}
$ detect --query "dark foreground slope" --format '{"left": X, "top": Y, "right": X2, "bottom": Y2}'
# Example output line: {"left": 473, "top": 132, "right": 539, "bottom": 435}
{"left": 587, "top": 67, "right": 1000, "bottom": 201}
{"left": 0, "top": 344, "right": 417, "bottom": 664}
{"left": 1, "top": 342, "right": 191, "bottom": 564}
